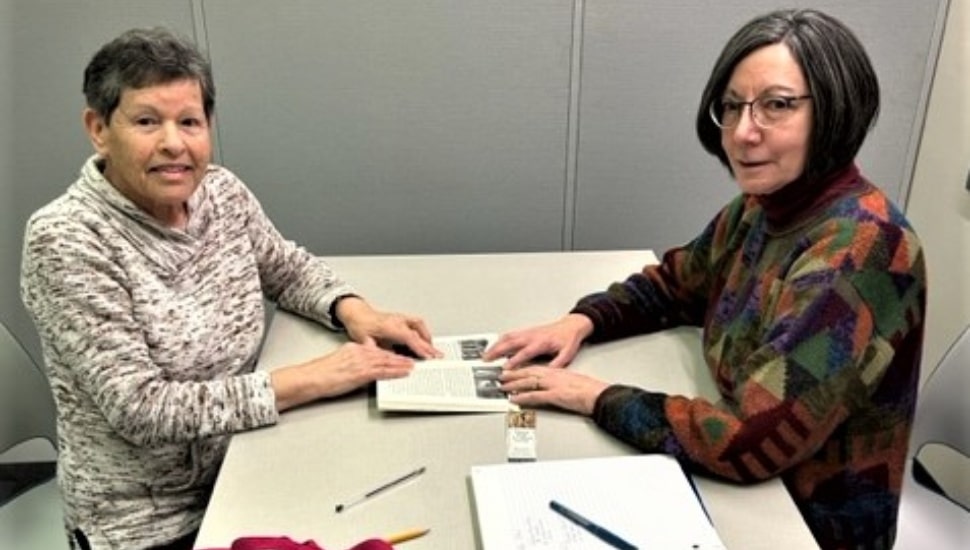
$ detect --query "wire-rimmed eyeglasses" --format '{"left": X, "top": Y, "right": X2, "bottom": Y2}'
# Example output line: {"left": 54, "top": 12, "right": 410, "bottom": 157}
{"left": 709, "top": 95, "right": 812, "bottom": 129}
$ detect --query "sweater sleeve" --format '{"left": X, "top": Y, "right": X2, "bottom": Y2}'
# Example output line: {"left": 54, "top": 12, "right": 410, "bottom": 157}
{"left": 592, "top": 214, "right": 926, "bottom": 483}
{"left": 572, "top": 197, "right": 745, "bottom": 341}
{"left": 21, "top": 213, "right": 279, "bottom": 446}
{"left": 229, "top": 174, "right": 357, "bottom": 329}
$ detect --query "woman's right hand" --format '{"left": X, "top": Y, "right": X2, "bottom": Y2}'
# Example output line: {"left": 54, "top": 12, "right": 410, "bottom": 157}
{"left": 482, "top": 313, "right": 594, "bottom": 370}
{"left": 271, "top": 341, "right": 414, "bottom": 411}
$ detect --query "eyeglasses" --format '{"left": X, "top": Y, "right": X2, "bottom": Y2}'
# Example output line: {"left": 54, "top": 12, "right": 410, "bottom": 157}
{"left": 709, "top": 94, "right": 812, "bottom": 129}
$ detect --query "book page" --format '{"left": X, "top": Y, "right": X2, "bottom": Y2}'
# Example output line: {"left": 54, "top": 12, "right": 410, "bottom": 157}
{"left": 435, "top": 333, "right": 497, "bottom": 361}
{"left": 471, "top": 455, "right": 726, "bottom": 550}
{"left": 382, "top": 363, "right": 504, "bottom": 399}
{"left": 378, "top": 334, "right": 514, "bottom": 412}
{"left": 391, "top": 333, "right": 497, "bottom": 361}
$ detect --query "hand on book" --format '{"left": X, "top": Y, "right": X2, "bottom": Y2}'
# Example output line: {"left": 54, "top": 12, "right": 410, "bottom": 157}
{"left": 483, "top": 314, "right": 594, "bottom": 369}
{"left": 335, "top": 296, "right": 443, "bottom": 359}
{"left": 271, "top": 341, "right": 415, "bottom": 411}
{"left": 499, "top": 365, "right": 608, "bottom": 415}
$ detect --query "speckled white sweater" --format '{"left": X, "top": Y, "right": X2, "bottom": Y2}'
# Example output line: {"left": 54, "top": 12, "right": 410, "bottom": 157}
{"left": 21, "top": 156, "right": 355, "bottom": 549}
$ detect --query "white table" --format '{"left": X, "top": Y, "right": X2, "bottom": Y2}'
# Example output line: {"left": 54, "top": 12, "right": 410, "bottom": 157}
{"left": 195, "top": 251, "right": 818, "bottom": 549}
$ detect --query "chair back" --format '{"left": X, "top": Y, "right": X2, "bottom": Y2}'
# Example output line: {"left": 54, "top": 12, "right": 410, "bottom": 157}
{"left": 909, "top": 323, "right": 970, "bottom": 509}
{"left": 0, "top": 321, "right": 57, "bottom": 455}
{"left": 912, "top": 324, "right": 970, "bottom": 458}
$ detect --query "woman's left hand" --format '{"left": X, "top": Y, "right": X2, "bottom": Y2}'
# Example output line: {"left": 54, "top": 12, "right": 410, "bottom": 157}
{"left": 499, "top": 366, "right": 609, "bottom": 416}
{"left": 336, "top": 297, "right": 442, "bottom": 359}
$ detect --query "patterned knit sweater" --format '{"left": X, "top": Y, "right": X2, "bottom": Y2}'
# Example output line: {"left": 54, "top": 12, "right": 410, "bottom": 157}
{"left": 20, "top": 156, "right": 355, "bottom": 549}
{"left": 574, "top": 165, "right": 926, "bottom": 550}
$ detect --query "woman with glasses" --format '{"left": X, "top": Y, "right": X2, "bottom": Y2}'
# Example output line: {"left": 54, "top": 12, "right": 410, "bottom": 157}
{"left": 486, "top": 9, "right": 925, "bottom": 550}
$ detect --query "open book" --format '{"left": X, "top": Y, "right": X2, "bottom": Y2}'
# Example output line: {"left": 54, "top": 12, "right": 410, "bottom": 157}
{"left": 377, "top": 333, "right": 517, "bottom": 413}
{"left": 471, "top": 455, "right": 726, "bottom": 549}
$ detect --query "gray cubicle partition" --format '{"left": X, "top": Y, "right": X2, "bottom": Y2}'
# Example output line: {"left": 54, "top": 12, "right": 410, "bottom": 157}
{"left": 197, "top": 0, "right": 947, "bottom": 255}
{"left": 5, "top": 0, "right": 948, "bottom": 256}
{"left": 0, "top": 0, "right": 949, "bottom": 359}
{"left": 204, "top": 0, "right": 575, "bottom": 254}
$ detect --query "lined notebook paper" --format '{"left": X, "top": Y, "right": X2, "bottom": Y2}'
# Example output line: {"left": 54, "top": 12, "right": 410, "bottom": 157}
{"left": 470, "top": 455, "right": 726, "bottom": 550}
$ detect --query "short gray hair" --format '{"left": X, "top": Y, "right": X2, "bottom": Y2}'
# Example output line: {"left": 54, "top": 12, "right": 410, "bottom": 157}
{"left": 83, "top": 27, "right": 215, "bottom": 123}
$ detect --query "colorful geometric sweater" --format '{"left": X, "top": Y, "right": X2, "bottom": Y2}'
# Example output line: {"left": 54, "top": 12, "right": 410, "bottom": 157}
{"left": 574, "top": 165, "right": 926, "bottom": 550}
{"left": 21, "top": 156, "right": 356, "bottom": 549}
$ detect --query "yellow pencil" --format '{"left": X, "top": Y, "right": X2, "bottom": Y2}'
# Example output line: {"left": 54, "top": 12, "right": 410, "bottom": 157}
{"left": 385, "top": 527, "right": 430, "bottom": 545}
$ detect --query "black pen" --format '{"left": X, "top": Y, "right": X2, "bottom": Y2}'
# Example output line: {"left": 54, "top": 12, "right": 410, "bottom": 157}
{"left": 549, "top": 500, "right": 638, "bottom": 550}
{"left": 335, "top": 466, "right": 426, "bottom": 513}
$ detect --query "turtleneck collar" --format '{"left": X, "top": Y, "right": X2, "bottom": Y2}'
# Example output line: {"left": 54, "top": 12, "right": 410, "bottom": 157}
{"left": 755, "top": 164, "right": 866, "bottom": 232}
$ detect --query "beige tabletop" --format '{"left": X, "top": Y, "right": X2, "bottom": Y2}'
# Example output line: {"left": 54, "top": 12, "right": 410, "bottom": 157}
{"left": 194, "top": 251, "right": 818, "bottom": 550}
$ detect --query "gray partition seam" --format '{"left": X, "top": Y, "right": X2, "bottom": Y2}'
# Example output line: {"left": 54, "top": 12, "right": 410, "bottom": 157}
{"left": 899, "top": 0, "right": 951, "bottom": 209}
{"left": 562, "top": 0, "right": 586, "bottom": 251}
{"left": 191, "top": 0, "right": 225, "bottom": 166}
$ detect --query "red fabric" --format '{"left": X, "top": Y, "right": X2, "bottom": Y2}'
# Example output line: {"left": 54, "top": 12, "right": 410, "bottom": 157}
{"left": 198, "top": 536, "right": 393, "bottom": 550}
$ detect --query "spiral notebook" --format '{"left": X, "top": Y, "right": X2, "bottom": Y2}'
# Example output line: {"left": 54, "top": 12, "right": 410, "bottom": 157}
{"left": 470, "top": 455, "right": 726, "bottom": 550}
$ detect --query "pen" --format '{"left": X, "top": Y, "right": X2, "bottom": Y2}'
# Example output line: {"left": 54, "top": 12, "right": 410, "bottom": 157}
{"left": 385, "top": 527, "right": 430, "bottom": 545}
{"left": 335, "top": 466, "right": 427, "bottom": 513}
{"left": 549, "top": 500, "right": 638, "bottom": 550}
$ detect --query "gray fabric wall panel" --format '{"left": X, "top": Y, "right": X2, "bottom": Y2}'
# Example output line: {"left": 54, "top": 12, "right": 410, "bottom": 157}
{"left": 203, "top": 0, "right": 575, "bottom": 255}
{"left": 574, "top": 1, "right": 738, "bottom": 253}
{"left": 0, "top": 0, "right": 18, "bottom": 356}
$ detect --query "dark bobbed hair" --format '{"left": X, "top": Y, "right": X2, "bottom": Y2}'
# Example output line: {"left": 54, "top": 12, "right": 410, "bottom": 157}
{"left": 83, "top": 27, "right": 215, "bottom": 124}
{"left": 696, "top": 9, "right": 879, "bottom": 183}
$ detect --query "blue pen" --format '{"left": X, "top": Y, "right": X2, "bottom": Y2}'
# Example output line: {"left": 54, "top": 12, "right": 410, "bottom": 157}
{"left": 549, "top": 500, "right": 638, "bottom": 550}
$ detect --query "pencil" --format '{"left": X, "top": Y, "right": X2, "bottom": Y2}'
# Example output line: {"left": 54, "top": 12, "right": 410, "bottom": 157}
{"left": 385, "top": 528, "right": 430, "bottom": 545}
